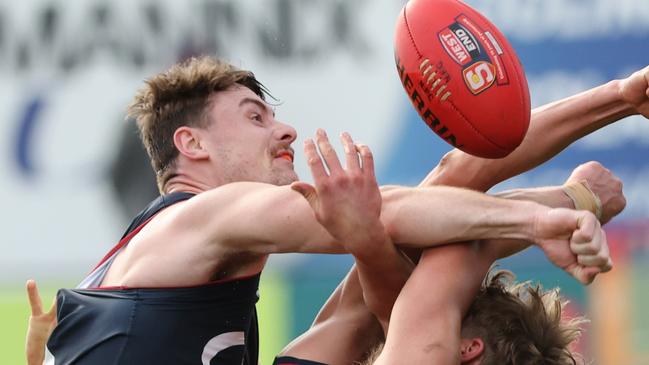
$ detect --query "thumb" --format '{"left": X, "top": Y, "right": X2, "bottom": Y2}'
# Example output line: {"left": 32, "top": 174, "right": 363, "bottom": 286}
{"left": 46, "top": 296, "right": 58, "bottom": 319}
{"left": 567, "top": 265, "right": 600, "bottom": 285}
{"left": 290, "top": 182, "right": 318, "bottom": 209}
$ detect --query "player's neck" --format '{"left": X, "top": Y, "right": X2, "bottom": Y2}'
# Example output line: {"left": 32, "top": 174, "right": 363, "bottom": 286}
{"left": 165, "top": 176, "right": 213, "bottom": 195}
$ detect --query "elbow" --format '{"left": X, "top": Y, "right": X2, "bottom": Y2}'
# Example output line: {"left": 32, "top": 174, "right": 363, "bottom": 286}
{"left": 422, "top": 150, "right": 467, "bottom": 187}
{"left": 429, "top": 150, "right": 496, "bottom": 191}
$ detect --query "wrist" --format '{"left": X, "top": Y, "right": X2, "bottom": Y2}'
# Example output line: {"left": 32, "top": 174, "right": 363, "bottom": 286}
{"left": 610, "top": 79, "right": 638, "bottom": 118}
{"left": 341, "top": 223, "right": 392, "bottom": 255}
{"left": 494, "top": 186, "right": 573, "bottom": 209}
{"left": 523, "top": 201, "right": 553, "bottom": 243}
{"left": 496, "top": 200, "right": 550, "bottom": 243}
{"left": 562, "top": 181, "right": 602, "bottom": 220}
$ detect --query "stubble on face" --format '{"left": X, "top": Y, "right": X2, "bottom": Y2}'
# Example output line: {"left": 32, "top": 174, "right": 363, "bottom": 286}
{"left": 204, "top": 86, "right": 299, "bottom": 186}
{"left": 212, "top": 144, "right": 298, "bottom": 186}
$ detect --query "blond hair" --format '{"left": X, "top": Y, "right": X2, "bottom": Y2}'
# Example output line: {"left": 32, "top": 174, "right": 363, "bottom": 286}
{"left": 361, "top": 270, "right": 585, "bottom": 365}
{"left": 127, "top": 56, "right": 267, "bottom": 192}
{"left": 462, "top": 270, "right": 586, "bottom": 365}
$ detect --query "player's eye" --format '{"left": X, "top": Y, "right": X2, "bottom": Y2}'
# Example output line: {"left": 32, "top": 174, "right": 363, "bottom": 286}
{"left": 250, "top": 113, "right": 263, "bottom": 123}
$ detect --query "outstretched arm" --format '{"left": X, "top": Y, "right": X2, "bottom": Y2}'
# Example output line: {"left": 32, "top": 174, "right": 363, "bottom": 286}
{"left": 424, "top": 65, "right": 649, "bottom": 192}
{"left": 187, "top": 130, "right": 605, "bottom": 258}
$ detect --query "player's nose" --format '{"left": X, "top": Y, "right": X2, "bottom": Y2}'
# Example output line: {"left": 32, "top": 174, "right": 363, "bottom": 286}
{"left": 274, "top": 120, "right": 297, "bottom": 144}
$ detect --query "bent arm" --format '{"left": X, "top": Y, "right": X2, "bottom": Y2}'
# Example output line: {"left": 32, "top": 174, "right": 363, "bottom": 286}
{"left": 374, "top": 244, "right": 492, "bottom": 365}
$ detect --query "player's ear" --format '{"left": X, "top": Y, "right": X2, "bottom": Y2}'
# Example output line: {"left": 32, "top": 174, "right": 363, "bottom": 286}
{"left": 459, "top": 337, "right": 484, "bottom": 363}
{"left": 173, "top": 126, "right": 209, "bottom": 160}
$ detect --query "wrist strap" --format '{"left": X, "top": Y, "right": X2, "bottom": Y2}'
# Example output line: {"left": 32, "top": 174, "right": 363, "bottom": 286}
{"left": 562, "top": 180, "right": 602, "bottom": 220}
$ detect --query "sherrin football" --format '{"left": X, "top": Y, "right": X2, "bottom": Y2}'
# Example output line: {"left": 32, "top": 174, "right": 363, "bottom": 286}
{"left": 394, "top": 0, "right": 530, "bottom": 158}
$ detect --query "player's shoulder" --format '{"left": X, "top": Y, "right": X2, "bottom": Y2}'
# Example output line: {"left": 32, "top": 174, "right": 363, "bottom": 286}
{"left": 190, "top": 181, "right": 289, "bottom": 210}
{"left": 162, "top": 182, "right": 286, "bottom": 229}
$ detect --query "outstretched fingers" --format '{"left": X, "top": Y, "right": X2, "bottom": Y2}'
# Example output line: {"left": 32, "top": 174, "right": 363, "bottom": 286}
{"left": 357, "top": 143, "right": 376, "bottom": 180}
{"left": 315, "top": 129, "right": 343, "bottom": 175}
{"left": 341, "top": 132, "right": 361, "bottom": 172}
{"left": 303, "top": 138, "right": 328, "bottom": 183}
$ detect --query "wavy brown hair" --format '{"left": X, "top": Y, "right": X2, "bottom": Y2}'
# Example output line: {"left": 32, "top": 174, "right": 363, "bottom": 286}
{"left": 461, "top": 270, "right": 587, "bottom": 365}
{"left": 127, "top": 56, "right": 268, "bottom": 192}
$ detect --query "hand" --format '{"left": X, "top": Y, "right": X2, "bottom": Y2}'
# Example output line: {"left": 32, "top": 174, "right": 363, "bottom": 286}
{"left": 291, "top": 129, "right": 387, "bottom": 255}
{"left": 619, "top": 65, "right": 649, "bottom": 118}
{"left": 533, "top": 209, "right": 612, "bottom": 284}
{"left": 26, "top": 280, "right": 57, "bottom": 365}
{"left": 565, "top": 161, "right": 626, "bottom": 224}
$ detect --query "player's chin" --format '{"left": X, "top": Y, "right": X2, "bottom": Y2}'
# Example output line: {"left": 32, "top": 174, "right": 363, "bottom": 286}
{"left": 273, "top": 169, "right": 299, "bottom": 186}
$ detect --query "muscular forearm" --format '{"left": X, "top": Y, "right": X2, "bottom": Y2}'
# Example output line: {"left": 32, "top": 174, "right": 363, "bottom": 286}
{"left": 483, "top": 186, "right": 576, "bottom": 260}
{"left": 422, "top": 79, "right": 633, "bottom": 191}
{"left": 381, "top": 186, "right": 544, "bottom": 247}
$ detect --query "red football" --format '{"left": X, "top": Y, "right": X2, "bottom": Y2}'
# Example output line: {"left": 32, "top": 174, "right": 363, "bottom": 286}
{"left": 394, "top": 0, "right": 530, "bottom": 158}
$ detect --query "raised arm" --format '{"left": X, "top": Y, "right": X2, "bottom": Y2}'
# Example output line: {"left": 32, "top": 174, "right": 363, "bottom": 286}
{"left": 424, "top": 65, "right": 649, "bottom": 191}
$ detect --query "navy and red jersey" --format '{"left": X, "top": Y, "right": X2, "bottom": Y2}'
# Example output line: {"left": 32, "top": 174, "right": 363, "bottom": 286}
{"left": 273, "top": 356, "right": 328, "bottom": 365}
{"left": 45, "top": 192, "right": 261, "bottom": 365}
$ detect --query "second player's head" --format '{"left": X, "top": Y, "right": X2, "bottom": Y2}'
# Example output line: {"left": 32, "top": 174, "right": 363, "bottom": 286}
{"left": 128, "top": 56, "right": 298, "bottom": 193}
{"left": 459, "top": 270, "right": 585, "bottom": 365}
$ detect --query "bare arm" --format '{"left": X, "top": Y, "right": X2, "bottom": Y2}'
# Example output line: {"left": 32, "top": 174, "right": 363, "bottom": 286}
{"left": 373, "top": 244, "right": 490, "bottom": 365}
{"left": 192, "top": 130, "right": 602, "bottom": 257}
{"left": 277, "top": 267, "right": 385, "bottom": 365}
{"left": 482, "top": 161, "right": 624, "bottom": 260}
{"left": 423, "top": 66, "right": 649, "bottom": 192}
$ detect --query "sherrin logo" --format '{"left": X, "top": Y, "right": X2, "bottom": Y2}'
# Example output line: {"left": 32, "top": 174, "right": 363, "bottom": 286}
{"left": 463, "top": 61, "right": 496, "bottom": 94}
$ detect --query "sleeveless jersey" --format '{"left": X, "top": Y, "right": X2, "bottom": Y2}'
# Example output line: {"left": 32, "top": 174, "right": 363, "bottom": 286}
{"left": 45, "top": 192, "right": 261, "bottom": 365}
{"left": 273, "top": 356, "right": 328, "bottom": 365}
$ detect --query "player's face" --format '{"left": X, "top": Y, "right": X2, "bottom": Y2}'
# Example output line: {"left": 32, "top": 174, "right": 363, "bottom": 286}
{"left": 200, "top": 85, "right": 298, "bottom": 185}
